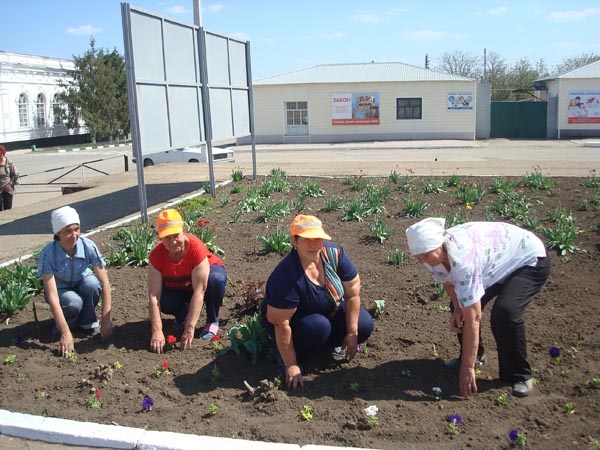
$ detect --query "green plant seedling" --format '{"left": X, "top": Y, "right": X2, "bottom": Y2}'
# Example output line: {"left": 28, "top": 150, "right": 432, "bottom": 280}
{"left": 299, "top": 404, "right": 313, "bottom": 421}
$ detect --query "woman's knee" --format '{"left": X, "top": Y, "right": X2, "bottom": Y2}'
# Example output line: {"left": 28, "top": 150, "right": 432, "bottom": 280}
{"left": 60, "top": 292, "right": 84, "bottom": 315}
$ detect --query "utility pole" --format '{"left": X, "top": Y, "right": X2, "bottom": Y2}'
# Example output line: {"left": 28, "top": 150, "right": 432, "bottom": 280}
{"left": 193, "top": 0, "right": 202, "bottom": 26}
{"left": 425, "top": 54, "right": 430, "bottom": 69}
{"left": 483, "top": 48, "right": 487, "bottom": 82}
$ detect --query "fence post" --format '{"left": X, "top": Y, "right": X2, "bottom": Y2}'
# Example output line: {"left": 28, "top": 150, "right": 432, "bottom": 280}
{"left": 124, "top": 155, "right": 129, "bottom": 172}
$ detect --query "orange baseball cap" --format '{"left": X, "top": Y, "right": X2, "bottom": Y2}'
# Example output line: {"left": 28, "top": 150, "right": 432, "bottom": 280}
{"left": 290, "top": 214, "right": 331, "bottom": 240}
{"left": 157, "top": 209, "right": 184, "bottom": 238}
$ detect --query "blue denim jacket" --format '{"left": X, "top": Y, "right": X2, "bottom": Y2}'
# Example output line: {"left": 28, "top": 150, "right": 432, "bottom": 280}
{"left": 37, "top": 236, "right": 105, "bottom": 290}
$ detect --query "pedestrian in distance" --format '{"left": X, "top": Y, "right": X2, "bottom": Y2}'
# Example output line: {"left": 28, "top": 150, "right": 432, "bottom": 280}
{"left": 0, "top": 145, "right": 20, "bottom": 211}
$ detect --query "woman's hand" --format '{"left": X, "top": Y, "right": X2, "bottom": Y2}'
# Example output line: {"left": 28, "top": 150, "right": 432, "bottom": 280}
{"left": 343, "top": 333, "right": 358, "bottom": 361}
{"left": 59, "top": 331, "right": 74, "bottom": 357}
{"left": 285, "top": 364, "right": 304, "bottom": 390}
{"left": 180, "top": 326, "right": 195, "bottom": 350}
{"left": 150, "top": 330, "right": 166, "bottom": 353}
{"left": 449, "top": 309, "right": 464, "bottom": 334}
{"left": 459, "top": 365, "right": 478, "bottom": 397}
{"left": 100, "top": 319, "right": 112, "bottom": 342}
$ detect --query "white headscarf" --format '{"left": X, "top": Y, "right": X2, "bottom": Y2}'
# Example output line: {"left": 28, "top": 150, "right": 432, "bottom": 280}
{"left": 405, "top": 217, "right": 446, "bottom": 255}
{"left": 51, "top": 206, "right": 80, "bottom": 234}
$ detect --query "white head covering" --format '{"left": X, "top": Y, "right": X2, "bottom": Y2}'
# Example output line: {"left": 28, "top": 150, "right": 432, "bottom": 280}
{"left": 51, "top": 206, "right": 80, "bottom": 234}
{"left": 405, "top": 217, "right": 446, "bottom": 255}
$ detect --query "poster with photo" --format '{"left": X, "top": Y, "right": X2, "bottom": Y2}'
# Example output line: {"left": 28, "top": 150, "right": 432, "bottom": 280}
{"left": 568, "top": 91, "right": 600, "bottom": 123}
{"left": 448, "top": 92, "right": 473, "bottom": 110}
{"left": 332, "top": 92, "right": 380, "bottom": 125}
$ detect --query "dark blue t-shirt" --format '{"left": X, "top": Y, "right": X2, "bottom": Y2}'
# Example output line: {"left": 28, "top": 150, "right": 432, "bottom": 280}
{"left": 264, "top": 242, "right": 358, "bottom": 316}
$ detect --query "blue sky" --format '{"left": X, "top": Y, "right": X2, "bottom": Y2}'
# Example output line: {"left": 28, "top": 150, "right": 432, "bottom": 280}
{"left": 2, "top": 1, "right": 599, "bottom": 79}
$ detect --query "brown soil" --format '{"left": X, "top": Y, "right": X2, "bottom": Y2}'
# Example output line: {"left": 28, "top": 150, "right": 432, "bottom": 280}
{"left": 1, "top": 175, "right": 599, "bottom": 450}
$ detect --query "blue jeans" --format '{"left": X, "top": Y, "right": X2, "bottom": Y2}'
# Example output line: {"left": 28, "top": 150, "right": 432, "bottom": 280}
{"left": 55, "top": 274, "right": 102, "bottom": 330}
{"left": 160, "top": 264, "right": 227, "bottom": 324}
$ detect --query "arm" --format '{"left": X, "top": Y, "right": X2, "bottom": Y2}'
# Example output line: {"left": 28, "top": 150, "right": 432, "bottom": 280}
{"left": 92, "top": 265, "right": 112, "bottom": 341}
{"left": 42, "top": 274, "right": 74, "bottom": 357}
{"left": 266, "top": 305, "right": 302, "bottom": 390}
{"left": 148, "top": 263, "right": 165, "bottom": 353}
{"left": 458, "top": 301, "right": 482, "bottom": 397}
{"left": 342, "top": 274, "right": 361, "bottom": 359}
{"left": 444, "top": 282, "right": 463, "bottom": 334}
{"left": 180, "top": 257, "right": 210, "bottom": 350}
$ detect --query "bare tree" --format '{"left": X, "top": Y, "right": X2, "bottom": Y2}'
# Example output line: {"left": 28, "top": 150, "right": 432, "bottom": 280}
{"left": 436, "top": 51, "right": 482, "bottom": 79}
{"left": 554, "top": 53, "right": 600, "bottom": 74}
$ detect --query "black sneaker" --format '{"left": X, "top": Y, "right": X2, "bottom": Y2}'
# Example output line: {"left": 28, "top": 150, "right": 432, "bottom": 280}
{"left": 444, "top": 352, "right": 487, "bottom": 369}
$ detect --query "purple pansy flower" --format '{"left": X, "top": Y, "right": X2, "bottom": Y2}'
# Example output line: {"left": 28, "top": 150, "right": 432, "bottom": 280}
{"left": 142, "top": 396, "right": 154, "bottom": 411}
{"left": 15, "top": 336, "right": 25, "bottom": 345}
{"left": 549, "top": 346, "right": 560, "bottom": 359}
{"left": 509, "top": 429, "right": 520, "bottom": 443}
{"left": 447, "top": 413, "right": 462, "bottom": 424}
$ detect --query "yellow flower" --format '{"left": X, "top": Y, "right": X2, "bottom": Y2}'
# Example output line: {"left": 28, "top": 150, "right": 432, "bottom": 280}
{"left": 466, "top": 204, "right": 472, "bottom": 210}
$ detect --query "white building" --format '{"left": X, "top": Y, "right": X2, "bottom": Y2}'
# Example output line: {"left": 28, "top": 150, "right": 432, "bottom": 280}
{"left": 243, "top": 61, "right": 483, "bottom": 144}
{"left": 0, "top": 51, "right": 87, "bottom": 149}
{"left": 535, "top": 60, "right": 600, "bottom": 138}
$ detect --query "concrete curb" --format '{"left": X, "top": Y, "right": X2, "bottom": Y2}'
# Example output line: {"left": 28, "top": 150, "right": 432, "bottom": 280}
{"left": 0, "top": 409, "right": 378, "bottom": 450}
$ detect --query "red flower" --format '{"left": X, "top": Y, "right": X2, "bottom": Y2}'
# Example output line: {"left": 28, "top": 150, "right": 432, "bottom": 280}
{"left": 37, "top": 387, "right": 45, "bottom": 392}
{"left": 166, "top": 335, "right": 177, "bottom": 344}
{"left": 209, "top": 335, "right": 221, "bottom": 342}
{"left": 197, "top": 219, "right": 210, "bottom": 227}
{"left": 162, "top": 360, "right": 169, "bottom": 370}
{"left": 95, "top": 388, "right": 101, "bottom": 399}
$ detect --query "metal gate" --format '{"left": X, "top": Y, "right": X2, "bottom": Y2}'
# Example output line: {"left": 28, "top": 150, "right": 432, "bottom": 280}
{"left": 490, "top": 101, "right": 547, "bottom": 138}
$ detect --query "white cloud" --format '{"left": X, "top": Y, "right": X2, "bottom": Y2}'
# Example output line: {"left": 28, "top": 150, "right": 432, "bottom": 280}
{"left": 66, "top": 25, "right": 102, "bottom": 36}
{"left": 485, "top": 6, "right": 508, "bottom": 15}
{"left": 260, "top": 37, "right": 275, "bottom": 44}
{"left": 554, "top": 42, "right": 579, "bottom": 50}
{"left": 205, "top": 3, "right": 224, "bottom": 12}
{"left": 318, "top": 31, "right": 345, "bottom": 39}
{"left": 165, "top": 5, "right": 188, "bottom": 14}
{"left": 353, "top": 13, "right": 381, "bottom": 23}
{"left": 401, "top": 30, "right": 466, "bottom": 42}
{"left": 546, "top": 7, "right": 600, "bottom": 21}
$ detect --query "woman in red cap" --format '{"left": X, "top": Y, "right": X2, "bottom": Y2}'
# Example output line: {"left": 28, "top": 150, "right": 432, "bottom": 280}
{"left": 0, "top": 145, "right": 20, "bottom": 210}
{"left": 263, "top": 214, "right": 374, "bottom": 390}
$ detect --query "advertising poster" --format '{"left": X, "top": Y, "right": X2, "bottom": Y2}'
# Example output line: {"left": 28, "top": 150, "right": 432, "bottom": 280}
{"left": 332, "top": 92, "right": 380, "bottom": 125}
{"left": 448, "top": 93, "right": 473, "bottom": 110}
{"left": 568, "top": 91, "right": 600, "bottom": 123}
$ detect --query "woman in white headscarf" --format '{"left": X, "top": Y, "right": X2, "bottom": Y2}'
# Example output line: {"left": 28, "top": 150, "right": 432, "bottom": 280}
{"left": 406, "top": 218, "right": 550, "bottom": 398}
{"left": 37, "top": 206, "right": 112, "bottom": 357}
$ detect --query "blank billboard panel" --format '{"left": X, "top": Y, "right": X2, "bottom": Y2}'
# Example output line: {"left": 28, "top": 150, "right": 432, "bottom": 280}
{"left": 209, "top": 88, "right": 233, "bottom": 141}
{"left": 130, "top": 12, "right": 164, "bottom": 82}
{"left": 205, "top": 33, "right": 230, "bottom": 86}
{"left": 138, "top": 85, "right": 170, "bottom": 152}
{"left": 232, "top": 89, "right": 250, "bottom": 136}
{"left": 169, "top": 86, "right": 203, "bottom": 148}
{"left": 229, "top": 41, "right": 248, "bottom": 87}
{"left": 164, "top": 22, "right": 197, "bottom": 84}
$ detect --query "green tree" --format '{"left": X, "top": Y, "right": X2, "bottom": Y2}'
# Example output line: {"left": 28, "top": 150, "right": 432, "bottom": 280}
{"left": 58, "top": 38, "right": 129, "bottom": 143}
{"left": 553, "top": 53, "right": 600, "bottom": 74}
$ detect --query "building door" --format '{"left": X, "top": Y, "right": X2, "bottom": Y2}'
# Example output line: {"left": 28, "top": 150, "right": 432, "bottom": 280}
{"left": 285, "top": 101, "right": 308, "bottom": 136}
{"left": 490, "top": 101, "right": 547, "bottom": 138}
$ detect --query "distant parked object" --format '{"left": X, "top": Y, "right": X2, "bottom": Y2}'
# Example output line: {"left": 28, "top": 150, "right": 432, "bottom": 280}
{"left": 134, "top": 146, "right": 234, "bottom": 167}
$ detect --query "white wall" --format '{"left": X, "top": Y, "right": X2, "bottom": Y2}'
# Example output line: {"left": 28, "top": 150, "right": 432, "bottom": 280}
{"left": 0, "top": 52, "right": 87, "bottom": 144}
{"left": 249, "top": 80, "right": 476, "bottom": 143}
{"left": 557, "top": 78, "right": 600, "bottom": 134}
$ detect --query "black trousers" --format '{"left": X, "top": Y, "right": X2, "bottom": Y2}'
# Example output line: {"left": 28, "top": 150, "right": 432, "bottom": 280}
{"left": 0, "top": 190, "right": 13, "bottom": 210}
{"left": 452, "top": 254, "right": 551, "bottom": 382}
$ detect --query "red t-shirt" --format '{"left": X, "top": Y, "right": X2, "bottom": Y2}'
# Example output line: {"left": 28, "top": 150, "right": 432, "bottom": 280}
{"left": 149, "top": 233, "right": 225, "bottom": 291}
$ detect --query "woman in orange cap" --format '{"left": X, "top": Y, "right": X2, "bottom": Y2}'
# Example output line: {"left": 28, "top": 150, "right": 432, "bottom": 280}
{"left": 263, "top": 214, "right": 374, "bottom": 390}
{"left": 147, "top": 208, "right": 227, "bottom": 353}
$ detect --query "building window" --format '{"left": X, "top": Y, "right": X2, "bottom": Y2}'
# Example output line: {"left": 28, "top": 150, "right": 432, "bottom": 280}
{"left": 396, "top": 98, "right": 422, "bottom": 120}
{"left": 36, "top": 93, "right": 47, "bottom": 127}
{"left": 52, "top": 94, "right": 64, "bottom": 126}
{"left": 18, "top": 93, "right": 29, "bottom": 127}
{"left": 286, "top": 101, "right": 308, "bottom": 126}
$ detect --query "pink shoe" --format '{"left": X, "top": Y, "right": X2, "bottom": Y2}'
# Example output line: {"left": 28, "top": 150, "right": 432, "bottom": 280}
{"left": 200, "top": 322, "right": 219, "bottom": 340}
